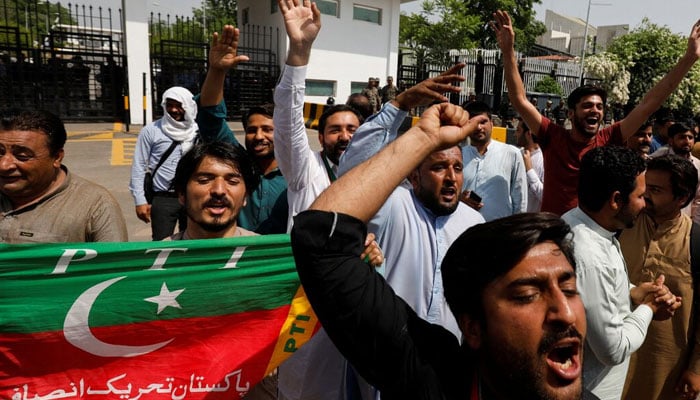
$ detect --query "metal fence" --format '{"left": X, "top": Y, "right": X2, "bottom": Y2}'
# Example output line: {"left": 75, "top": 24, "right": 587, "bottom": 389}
{"left": 149, "top": 14, "right": 280, "bottom": 120}
{"left": 398, "top": 48, "right": 598, "bottom": 116}
{"left": 0, "top": 0, "right": 126, "bottom": 121}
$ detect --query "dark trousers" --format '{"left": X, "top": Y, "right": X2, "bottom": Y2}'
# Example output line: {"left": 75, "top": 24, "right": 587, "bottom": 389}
{"left": 151, "top": 193, "right": 187, "bottom": 240}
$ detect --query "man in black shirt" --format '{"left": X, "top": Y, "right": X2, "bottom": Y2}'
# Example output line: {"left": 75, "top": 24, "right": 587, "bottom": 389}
{"left": 291, "top": 99, "right": 595, "bottom": 399}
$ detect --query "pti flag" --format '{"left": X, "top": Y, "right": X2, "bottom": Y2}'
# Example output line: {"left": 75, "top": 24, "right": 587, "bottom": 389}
{"left": 0, "top": 235, "right": 318, "bottom": 400}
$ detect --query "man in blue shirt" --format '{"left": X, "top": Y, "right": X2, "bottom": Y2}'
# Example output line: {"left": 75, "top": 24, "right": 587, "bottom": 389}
{"left": 460, "top": 101, "right": 527, "bottom": 220}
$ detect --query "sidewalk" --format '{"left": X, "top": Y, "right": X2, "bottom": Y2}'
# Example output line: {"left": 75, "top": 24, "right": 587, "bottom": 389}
{"left": 64, "top": 121, "right": 246, "bottom": 136}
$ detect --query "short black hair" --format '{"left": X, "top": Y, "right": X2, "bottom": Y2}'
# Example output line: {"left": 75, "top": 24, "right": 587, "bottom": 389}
{"left": 318, "top": 104, "right": 364, "bottom": 135}
{"left": 578, "top": 146, "right": 646, "bottom": 212}
{"left": 241, "top": 103, "right": 275, "bottom": 131}
{"left": 647, "top": 155, "right": 698, "bottom": 208}
{"left": 567, "top": 85, "right": 607, "bottom": 111}
{"left": 667, "top": 122, "right": 693, "bottom": 139}
{"left": 346, "top": 93, "right": 373, "bottom": 119}
{"left": 0, "top": 109, "right": 66, "bottom": 155}
{"left": 462, "top": 101, "right": 492, "bottom": 119}
{"left": 173, "top": 141, "right": 259, "bottom": 195}
{"left": 442, "top": 212, "right": 575, "bottom": 321}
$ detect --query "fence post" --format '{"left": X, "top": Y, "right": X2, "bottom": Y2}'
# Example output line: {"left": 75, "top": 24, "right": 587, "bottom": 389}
{"left": 142, "top": 72, "right": 147, "bottom": 127}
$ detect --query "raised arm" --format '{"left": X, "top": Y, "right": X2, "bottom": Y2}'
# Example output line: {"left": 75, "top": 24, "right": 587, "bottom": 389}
{"left": 200, "top": 25, "right": 249, "bottom": 107}
{"left": 310, "top": 103, "right": 486, "bottom": 222}
{"left": 620, "top": 19, "right": 700, "bottom": 140}
{"left": 492, "top": 10, "right": 542, "bottom": 134}
{"left": 272, "top": 0, "right": 321, "bottom": 188}
{"left": 281, "top": 0, "right": 321, "bottom": 67}
{"left": 338, "top": 64, "right": 465, "bottom": 175}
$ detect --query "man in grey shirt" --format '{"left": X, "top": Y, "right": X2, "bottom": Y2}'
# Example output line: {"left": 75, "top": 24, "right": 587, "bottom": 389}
{"left": 0, "top": 110, "right": 127, "bottom": 243}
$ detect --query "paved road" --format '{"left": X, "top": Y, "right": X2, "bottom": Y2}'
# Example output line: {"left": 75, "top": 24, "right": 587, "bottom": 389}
{"left": 63, "top": 122, "right": 321, "bottom": 242}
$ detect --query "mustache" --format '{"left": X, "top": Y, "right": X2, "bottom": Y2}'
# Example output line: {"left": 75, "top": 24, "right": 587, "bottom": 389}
{"left": 538, "top": 325, "right": 583, "bottom": 355}
{"left": 204, "top": 197, "right": 232, "bottom": 208}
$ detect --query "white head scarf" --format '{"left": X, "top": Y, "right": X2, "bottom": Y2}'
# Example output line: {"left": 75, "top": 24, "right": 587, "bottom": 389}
{"left": 160, "top": 86, "right": 198, "bottom": 152}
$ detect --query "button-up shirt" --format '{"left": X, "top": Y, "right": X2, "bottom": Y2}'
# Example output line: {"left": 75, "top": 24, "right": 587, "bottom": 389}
{"left": 562, "top": 207, "right": 653, "bottom": 400}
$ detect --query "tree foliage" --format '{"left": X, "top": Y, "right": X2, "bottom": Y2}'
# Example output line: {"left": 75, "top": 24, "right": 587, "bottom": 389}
{"left": 0, "top": 0, "right": 75, "bottom": 48}
{"left": 192, "top": 0, "right": 238, "bottom": 34}
{"left": 605, "top": 18, "right": 700, "bottom": 116}
{"left": 584, "top": 52, "right": 630, "bottom": 105}
{"left": 533, "top": 76, "right": 563, "bottom": 96}
{"left": 399, "top": 0, "right": 545, "bottom": 67}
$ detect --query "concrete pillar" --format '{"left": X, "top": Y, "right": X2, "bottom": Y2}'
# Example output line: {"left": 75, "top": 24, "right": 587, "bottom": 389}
{"left": 122, "top": 0, "right": 152, "bottom": 125}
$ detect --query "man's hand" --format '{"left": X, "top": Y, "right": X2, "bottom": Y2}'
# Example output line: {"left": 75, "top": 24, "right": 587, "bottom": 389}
{"left": 392, "top": 63, "right": 465, "bottom": 111}
{"left": 414, "top": 102, "right": 488, "bottom": 150}
{"left": 677, "top": 370, "right": 700, "bottom": 400}
{"left": 208, "top": 25, "right": 249, "bottom": 72}
{"left": 279, "top": 0, "right": 321, "bottom": 66}
{"left": 360, "top": 232, "right": 384, "bottom": 268}
{"left": 460, "top": 190, "right": 484, "bottom": 211}
{"left": 632, "top": 274, "right": 681, "bottom": 319}
{"left": 135, "top": 204, "right": 151, "bottom": 223}
{"left": 491, "top": 10, "right": 516, "bottom": 53}
{"left": 686, "top": 19, "right": 700, "bottom": 61}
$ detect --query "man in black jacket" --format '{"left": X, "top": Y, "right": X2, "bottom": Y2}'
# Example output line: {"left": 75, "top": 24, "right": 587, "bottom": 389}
{"left": 291, "top": 95, "right": 595, "bottom": 399}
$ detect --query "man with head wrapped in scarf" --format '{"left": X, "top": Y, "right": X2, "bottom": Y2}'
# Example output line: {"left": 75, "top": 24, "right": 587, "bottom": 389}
{"left": 129, "top": 86, "right": 199, "bottom": 240}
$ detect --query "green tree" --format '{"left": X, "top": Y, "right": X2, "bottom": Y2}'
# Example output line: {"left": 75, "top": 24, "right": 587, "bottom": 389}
{"left": 533, "top": 76, "right": 563, "bottom": 96}
{"left": 192, "top": 0, "right": 238, "bottom": 35}
{"left": 400, "top": 0, "right": 545, "bottom": 67}
{"left": 0, "top": 0, "right": 75, "bottom": 48}
{"left": 583, "top": 52, "right": 630, "bottom": 105}
{"left": 605, "top": 19, "right": 700, "bottom": 116}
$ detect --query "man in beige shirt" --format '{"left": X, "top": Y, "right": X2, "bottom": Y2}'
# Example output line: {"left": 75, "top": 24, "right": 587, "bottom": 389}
{"left": 620, "top": 154, "right": 700, "bottom": 399}
{"left": 0, "top": 110, "right": 127, "bottom": 243}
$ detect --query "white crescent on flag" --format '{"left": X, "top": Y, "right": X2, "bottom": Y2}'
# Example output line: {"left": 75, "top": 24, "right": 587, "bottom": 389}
{"left": 63, "top": 276, "right": 174, "bottom": 357}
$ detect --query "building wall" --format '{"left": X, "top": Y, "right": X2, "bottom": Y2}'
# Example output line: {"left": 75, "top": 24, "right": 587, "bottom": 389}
{"left": 238, "top": 0, "right": 406, "bottom": 104}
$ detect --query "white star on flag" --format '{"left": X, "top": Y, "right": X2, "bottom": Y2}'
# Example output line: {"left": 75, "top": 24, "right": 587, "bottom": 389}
{"left": 145, "top": 283, "right": 185, "bottom": 314}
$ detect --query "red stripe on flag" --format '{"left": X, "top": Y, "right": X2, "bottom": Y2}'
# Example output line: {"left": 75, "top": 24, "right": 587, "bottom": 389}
{"left": 1, "top": 306, "right": 294, "bottom": 399}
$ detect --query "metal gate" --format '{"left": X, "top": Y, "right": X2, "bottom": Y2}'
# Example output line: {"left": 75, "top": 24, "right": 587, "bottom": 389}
{"left": 149, "top": 14, "right": 280, "bottom": 120}
{"left": 0, "top": 0, "right": 126, "bottom": 121}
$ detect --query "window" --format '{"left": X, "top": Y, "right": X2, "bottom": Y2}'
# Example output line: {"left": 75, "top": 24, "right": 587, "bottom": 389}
{"left": 271, "top": 0, "right": 278, "bottom": 14}
{"left": 242, "top": 8, "right": 249, "bottom": 25}
{"left": 317, "top": 0, "right": 339, "bottom": 17}
{"left": 353, "top": 4, "right": 381, "bottom": 25}
{"left": 305, "top": 80, "right": 336, "bottom": 97}
{"left": 350, "top": 81, "right": 365, "bottom": 94}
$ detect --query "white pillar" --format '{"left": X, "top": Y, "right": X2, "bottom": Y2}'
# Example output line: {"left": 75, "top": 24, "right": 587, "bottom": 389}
{"left": 122, "top": 0, "right": 152, "bottom": 125}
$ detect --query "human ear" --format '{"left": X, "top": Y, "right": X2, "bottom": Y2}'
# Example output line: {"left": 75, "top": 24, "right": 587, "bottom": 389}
{"left": 458, "top": 314, "right": 482, "bottom": 350}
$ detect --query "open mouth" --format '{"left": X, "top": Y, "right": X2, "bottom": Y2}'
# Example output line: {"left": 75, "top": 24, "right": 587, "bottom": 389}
{"left": 584, "top": 117, "right": 599, "bottom": 129}
{"left": 440, "top": 187, "right": 457, "bottom": 200}
{"left": 205, "top": 201, "right": 231, "bottom": 215}
{"left": 545, "top": 338, "right": 581, "bottom": 381}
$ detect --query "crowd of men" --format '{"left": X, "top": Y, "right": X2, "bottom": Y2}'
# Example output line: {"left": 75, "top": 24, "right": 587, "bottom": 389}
{"left": 2, "top": 0, "right": 700, "bottom": 399}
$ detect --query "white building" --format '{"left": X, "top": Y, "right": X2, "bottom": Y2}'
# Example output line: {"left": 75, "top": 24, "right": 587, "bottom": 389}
{"left": 237, "top": 0, "right": 416, "bottom": 104}
{"left": 536, "top": 9, "right": 628, "bottom": 57}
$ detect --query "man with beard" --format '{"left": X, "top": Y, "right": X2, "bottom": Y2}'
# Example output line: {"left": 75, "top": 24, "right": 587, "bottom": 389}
{"left": 619, "top": 155, "right": 700, "bottom": 400}
{"left": 292, "top": 99, "right": 596, "bottom": 399}
{"left": 562, "top": 146, "right": 681, "bottom": 400}
{"left": 274, "top": 1, "right": 472, "bottom": 398}
{"left": 493, "top": 10, "right": 700, "bottom": 216}
{"left": 459, "top": 101, "right": 527, "bottom": 220}
{"left": 197, "top": 25, "right": 287, "bottom": 233}
{"left": 168, "top": 141, "right": 259, "bottom": 240}
{"left": 650, "top": 122, "right": 700, "bottom": 223}
{"left": 130, "top": 86, "right": 198, "bottom": 240}
{"left": 516, "top": 117, "right": 545, "bottom": 212}
{"left": 625, "top": 121, "right": 653, "bottom": 160}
